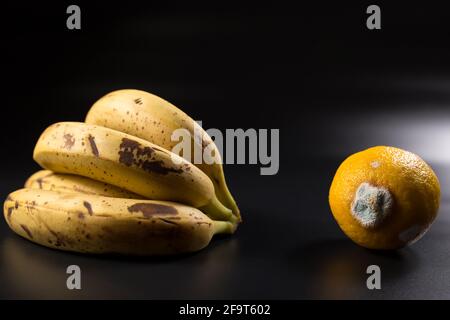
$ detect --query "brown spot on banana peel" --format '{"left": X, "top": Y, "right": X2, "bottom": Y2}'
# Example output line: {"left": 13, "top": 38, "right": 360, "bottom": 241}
{"left": 20, "top": 224, "right": 33, "bottom": 238}
{"left": 127, "top": 203, "right": 178, "bottom": 218}
{"left": 88, "top": 135, "right": 99, "bottom": 157}
{"left": 46, "top": 226, "right": 70, "bottom": 247}
{"left": 83, "top": 201, "right": 93, "bottom": 215}
{"left": 118, "top": 138, "right": 147, "bottom": 166}
{"left": 141, "top": 160, "right": 183, "bottom": 175}
{"left": 95, "top": 214, "right": 113, "bottom": 218}
{"left": 119, "top": 138, "right": 154, "bottom": 158}
{"left": 25, "top": 204, "right": 35, "bottom": 213}
{"left": 7, "top": 207, "right": 13, "bottom": 220}
{"left": 73, "top": 186, "right": 93, "bottom": 194}
{"left": 52, "top": 231, "right": 72, "bottom": 247}
{"left": 32, "top": 213, "right": 72, "bottom": 247}
{"left": 202, "top": 139, "right": 210, "bottom": 151}
{"left": 118, "top": 138, "right": 183, "bottom": 175}
{"left": 78, "top": 212, "right": 85, "bottom": 220}
{"left": 134, "top": 98, "right": 143, "bottom": 105}
{"left": 196, "top": 221, "right": 212, "bottom": 227}
{"left": 63, "top": 134, "right": 75, "bottom": 149}
{"left": 158, "top": 218, "right": 179, "bottom": 226}
{"left": 35, "top": 172, "right": 53, "bottom": 189}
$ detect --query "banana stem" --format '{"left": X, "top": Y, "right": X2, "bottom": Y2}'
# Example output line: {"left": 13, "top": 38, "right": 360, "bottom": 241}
{"left": 212, "top": 220, "right": 235, "bottom": 235}
{"left": 200, "top": 196, "right": 234, "bottom": 222}
{"left": 213, "top": 168, "right": 242, "bottom": 222}
{"left": 201, "top": 197, "right": 239, "bottom": 233}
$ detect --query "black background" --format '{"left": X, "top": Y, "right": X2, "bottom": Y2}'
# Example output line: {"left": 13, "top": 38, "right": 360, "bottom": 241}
{"left": 1, "top": 1, "right": 450, "bottom": 299}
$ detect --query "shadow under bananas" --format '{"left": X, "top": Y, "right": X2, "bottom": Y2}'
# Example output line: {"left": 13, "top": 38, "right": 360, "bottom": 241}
{"left": 1, "top": 236, "right": 82, "bottom": 299}
{"left": 288, "top": 239, "right": 420, "bottom": 299}
{"left": 0, "top": 229, "right": 239, "bottom": 299}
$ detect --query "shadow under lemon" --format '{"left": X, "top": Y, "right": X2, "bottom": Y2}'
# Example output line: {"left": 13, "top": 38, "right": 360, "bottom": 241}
{"left": 288, "top": 238, "right": 420, "bottom": 299}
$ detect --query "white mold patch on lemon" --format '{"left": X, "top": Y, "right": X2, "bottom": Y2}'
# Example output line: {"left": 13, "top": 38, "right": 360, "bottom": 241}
{"left": 370, "top": 161, "right": 381, "bottom": 168}
{"left": 351, "top": 182, "right": 393, "bottom": 228}
{"left": 399, "top": 224, "right": 428, "bottom": 245}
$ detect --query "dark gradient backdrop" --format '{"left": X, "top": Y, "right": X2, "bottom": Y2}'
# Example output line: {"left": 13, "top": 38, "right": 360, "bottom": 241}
{"left": 1, "top": 1, "right": 449, "bottom": 299}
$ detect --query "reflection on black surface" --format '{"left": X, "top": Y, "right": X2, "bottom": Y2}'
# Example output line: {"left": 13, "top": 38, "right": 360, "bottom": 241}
{"left": 1, "top": 236, "right": 69, "bottom": 298}
{"left": 1, "top": 231, "right": 239, "bottom": 299}
{"left": 183, "top": 236, "right": 240, "bottom": 299}
{"left": 290, "top": 239, "right": 419, "bottom": 299}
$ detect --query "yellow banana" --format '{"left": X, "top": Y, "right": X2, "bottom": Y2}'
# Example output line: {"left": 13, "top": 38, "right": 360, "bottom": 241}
{"left": 4, "top": 188, "right": 233, "bottom": 255}
{"left": 33, "top": 122, "right": 236, "bottom": 225}
{"left": 25, "top": 170, "right": 142, "bottom": 199}
{"left": 85, "top": 89, "right": 241, "bottom": 221}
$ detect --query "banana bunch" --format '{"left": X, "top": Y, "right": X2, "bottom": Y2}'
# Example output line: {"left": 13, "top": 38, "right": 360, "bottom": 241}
{"left": 3, "top": 90, "right": 240, "bottom": 255}
{"left": 86, "top": 89, "right": 240, "bottom": 220}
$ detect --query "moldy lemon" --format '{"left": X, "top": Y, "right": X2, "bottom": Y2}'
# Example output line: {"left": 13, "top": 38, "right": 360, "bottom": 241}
{"left": 329, "top": 146, "right": 440, "bottom": 250}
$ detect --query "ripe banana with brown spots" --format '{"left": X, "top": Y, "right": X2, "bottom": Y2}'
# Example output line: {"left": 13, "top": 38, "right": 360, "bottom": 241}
{"left": 25, "top": 170, "right": 142, "bottom": 199}
{"left": 85, "top": 89, "right": 241, "bottom": 221}
{"left": 33, "top": 122, "right": 237, "bottom": 226}
{"left": 4, "top": 188, "right": 233, "bottom": 255}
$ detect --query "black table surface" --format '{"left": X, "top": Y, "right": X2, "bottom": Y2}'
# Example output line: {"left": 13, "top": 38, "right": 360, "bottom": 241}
{"left": 2, "top": 2, "right": 450, "bottom": 300}
{"left": 1, "top": 157, "right": 449, "bottom": 300}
